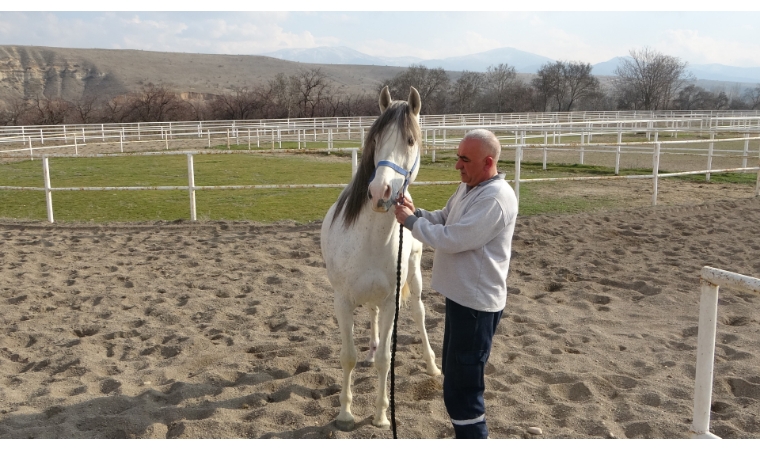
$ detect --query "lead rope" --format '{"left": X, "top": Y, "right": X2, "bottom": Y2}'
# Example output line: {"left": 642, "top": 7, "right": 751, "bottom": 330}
{"left": 390, "top": 217, "right": 403, "bottom": 439}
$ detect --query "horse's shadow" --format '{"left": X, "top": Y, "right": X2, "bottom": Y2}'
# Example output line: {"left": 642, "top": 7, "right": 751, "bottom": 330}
{"left": 0, "top": 376, "right": 379, "bottom": 438}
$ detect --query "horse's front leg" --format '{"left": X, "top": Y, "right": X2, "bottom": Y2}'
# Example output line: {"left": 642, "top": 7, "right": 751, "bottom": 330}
{"left": 334, "top": 294, "right": 357, "bottom": 431}
{"left": 364, "top": 306, "right": 379, "bottom": 365}
{"left": 372, "top": 299, "right": 397, "bottom": 429}
{"left": 408, "top": 262, "right": 441, "bottom": 376}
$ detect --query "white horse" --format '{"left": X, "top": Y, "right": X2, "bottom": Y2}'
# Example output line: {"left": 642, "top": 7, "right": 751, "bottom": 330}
{"left": 320, "top": 86, "right": 440, "bottom": 431}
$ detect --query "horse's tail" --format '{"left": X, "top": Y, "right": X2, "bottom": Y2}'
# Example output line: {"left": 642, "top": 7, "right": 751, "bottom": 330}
{"left": 401, "top": 282, "right": 411, "bottom": 308}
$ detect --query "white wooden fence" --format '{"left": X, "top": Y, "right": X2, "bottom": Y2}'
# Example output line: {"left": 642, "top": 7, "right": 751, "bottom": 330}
{"left": 2, "top": 110, "right": 760, "bottom": 223}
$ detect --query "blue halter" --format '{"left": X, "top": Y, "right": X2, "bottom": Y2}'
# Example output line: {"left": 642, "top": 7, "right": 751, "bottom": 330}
{"left": 369, "top": 152, "right": 419, "bottom": 198}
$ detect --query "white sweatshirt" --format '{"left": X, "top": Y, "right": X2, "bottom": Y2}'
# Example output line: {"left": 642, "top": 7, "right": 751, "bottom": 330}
{"left": 406, "top": 173, "right": 518, "bottom": 312}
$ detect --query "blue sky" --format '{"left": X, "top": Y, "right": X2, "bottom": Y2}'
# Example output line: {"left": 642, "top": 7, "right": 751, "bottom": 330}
{"left": 2, "top": 6, "right": 760, "bottom": 67}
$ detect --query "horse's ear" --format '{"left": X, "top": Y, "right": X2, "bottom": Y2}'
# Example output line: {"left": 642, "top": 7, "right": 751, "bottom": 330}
{"left": 408, "top": 86, "right": 421, "bottom": 116}
{"left": 379, "top": 86, "right": 391, "bottom": 113}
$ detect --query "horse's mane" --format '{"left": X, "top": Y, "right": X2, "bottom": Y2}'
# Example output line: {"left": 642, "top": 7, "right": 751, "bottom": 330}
{"left": 331, "top": 100, "right": 421, "bottom": 228}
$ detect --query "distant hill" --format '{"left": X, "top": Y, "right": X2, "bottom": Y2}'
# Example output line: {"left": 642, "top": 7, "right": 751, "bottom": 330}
{"left": 263, "top": 46, "right": 553, "bottom": 74}
{"left": 265, "top": 46, "right": 760, "bottom": 86}
{"left": 421, "top": 47, "right": 553, "bottom": 73}
{"left": 0, "top": 45, "right": 409, "bottom": 103}
{"left": 592, "top": 57, "right": 760, "bottom": 91}
{"left": 263, "top": 46, "right": 421, "bottom": 68}
{"left": 1, "top": 45, "right": 757, "bottom": 108}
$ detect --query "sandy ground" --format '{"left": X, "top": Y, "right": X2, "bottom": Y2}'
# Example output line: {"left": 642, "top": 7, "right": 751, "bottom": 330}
{"left": 1, "top": 180, "right": 759, "bottom": 439}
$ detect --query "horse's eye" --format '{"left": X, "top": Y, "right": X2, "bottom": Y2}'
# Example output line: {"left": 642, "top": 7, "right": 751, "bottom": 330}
{"left": 407, "top": 137, "right": 414, "bottom": 146}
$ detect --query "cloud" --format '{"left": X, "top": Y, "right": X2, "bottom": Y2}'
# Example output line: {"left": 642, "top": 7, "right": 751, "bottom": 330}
{"left": 658, "top": 29, "right": 760, "bottom": 67}
{"left": 0, "top": 12, "right": 334, "bottom": 56}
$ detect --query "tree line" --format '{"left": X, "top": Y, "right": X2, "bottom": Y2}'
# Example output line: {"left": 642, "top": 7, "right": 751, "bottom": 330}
{"left": 1, "top": 47, "right": 759, "bottom": 127}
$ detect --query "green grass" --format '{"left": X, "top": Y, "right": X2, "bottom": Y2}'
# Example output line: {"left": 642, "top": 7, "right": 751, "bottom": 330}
{"left": 0, "top": 151, "right": 755, "bottom": 223}
{"left": 680, "top": 172, "right": 758, "bottom": 185}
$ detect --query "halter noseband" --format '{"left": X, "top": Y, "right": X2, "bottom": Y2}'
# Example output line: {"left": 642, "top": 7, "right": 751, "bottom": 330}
{"left": 369, "top": 152, "right": 419, "bottom": 199}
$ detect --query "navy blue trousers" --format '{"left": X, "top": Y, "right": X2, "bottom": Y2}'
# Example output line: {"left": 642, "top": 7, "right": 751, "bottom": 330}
{"left": 442, "top": 298, "right": 503, "bottom": 439}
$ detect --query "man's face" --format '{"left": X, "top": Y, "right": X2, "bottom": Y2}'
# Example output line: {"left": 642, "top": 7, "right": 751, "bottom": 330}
{"left": 455, "top": 139, "right": 489, "bottom": 187}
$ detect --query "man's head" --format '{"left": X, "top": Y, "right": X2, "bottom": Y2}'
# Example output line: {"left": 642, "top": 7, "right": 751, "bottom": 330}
{"left": 455, "top": 129, "right": 501, "bottom": 187}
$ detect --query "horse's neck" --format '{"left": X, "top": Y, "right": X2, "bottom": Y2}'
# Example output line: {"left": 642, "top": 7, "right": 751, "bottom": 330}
{"left": 355, "top": 203, "right": 398, "bottom": 241}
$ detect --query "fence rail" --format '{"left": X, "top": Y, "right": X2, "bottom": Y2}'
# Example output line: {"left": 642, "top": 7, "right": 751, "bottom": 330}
{"left": 2, "top": 110, "right": 760, "bottom": 160}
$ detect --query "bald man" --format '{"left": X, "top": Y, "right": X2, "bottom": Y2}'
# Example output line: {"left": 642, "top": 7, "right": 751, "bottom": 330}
{"left": 394, "top": 128, "right": 518, "bottom": 439}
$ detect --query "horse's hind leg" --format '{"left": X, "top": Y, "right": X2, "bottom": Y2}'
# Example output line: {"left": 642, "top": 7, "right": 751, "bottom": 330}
{"left": 408, "top": 249, "right": 441, "bottom": 376}
{"left": 334, "top": 294, "right": 357, "bottom": 431}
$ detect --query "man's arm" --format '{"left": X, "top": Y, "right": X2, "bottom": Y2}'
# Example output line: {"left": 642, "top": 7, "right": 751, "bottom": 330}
{"left": 412, "top": 196, "right": 506, "bottom": 254}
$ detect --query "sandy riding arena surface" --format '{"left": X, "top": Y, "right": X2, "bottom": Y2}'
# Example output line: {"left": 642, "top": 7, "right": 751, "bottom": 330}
{"left": 1, "top": 186, "right": 759, "bottom": 439}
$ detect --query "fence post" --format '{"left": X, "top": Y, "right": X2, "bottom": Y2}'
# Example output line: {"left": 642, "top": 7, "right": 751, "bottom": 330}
{"left": 165, "top": 127, "right": 169, "bottom": 150}
{"left": 707, "top": 132, "right": 714, "bottom": 181}
{"left": 580, "top": 131, "right": 585, "bottom": 165}
{"left": 227, "top": 129, "right": 231, "bottom": 150}
{"left": 742, "top": 133, "right": 749, "bottom": 168}
{"left": 82, "top": 127, "right": 86, "bottom": 143}
{"left": 615, "top": 130, "right": 622, "bottom": 175}
{"left": 248, "top": 128, "right": 252, "bottom": 150}
{"left": 29, "top": 136, "right": 33, "bottom": 160}
{"left": 187, "top": 153, "right": 197, "bottom": 222}
{"left": 652, "top": 142, "right": 661, "bottom": 206}
{"left": 756, "top": 143, "right": 760, "bottom": 197}
{"left": 43, "top": 156, "right": 54, "bottom": 223}
{"left": 542, "top": 131, "right": 547, "bottom": 171}
{"left": 351, "top": 149, "right": 358, "bottom": 176}
{"left": 207, "top": 130, "right": 211, "bottom": 148}
{"left": 74, "top": 133, "right": 78, "bottom": 155}
{"left": 692, "top": 278, "right": 719, "bottom": 438}
{"left": 120, "top": 128, "right": 124, "bottom": 153}
{"left": 515, "top": 145, "right": 522, "bottom": 204}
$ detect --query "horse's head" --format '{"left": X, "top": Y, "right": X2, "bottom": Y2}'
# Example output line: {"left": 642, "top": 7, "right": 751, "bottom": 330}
{"left": 367, "top": 86, "right": 422, "bottom": 212}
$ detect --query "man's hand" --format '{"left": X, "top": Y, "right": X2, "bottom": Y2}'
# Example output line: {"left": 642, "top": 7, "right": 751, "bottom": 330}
{"left": 394, "top": 194, "right": 415, "bottom": 225}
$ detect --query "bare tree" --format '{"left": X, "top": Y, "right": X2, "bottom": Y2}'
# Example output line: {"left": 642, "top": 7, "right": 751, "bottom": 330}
{"left": 0, "top": 96, "right": 32, "bottom": 126}
{"left": 482, "top": 63, "right": 521, "bottom": 113}
{"left": 100, "top": 95, "right": 130, "bottom": 123}
{"left": 208, "top": 87, "right": 264, "bottom": 120}
{"left": 614, "top": 47, "right": 690, "bottom": 110}
{"left": 124, "top": 84, "right": 185, "bottom": 122}
{"left": 382, "top": 64, "right": 450, "bottom": 114}
{"left": 259, "top": 73, "right": 297, "bottom": 118}
{"left": 69, "top": 95, "right": 101, "bottom": 124}
{"left": 743, "top": 85, "right": 760, "bottom": 110}
{"left": 290, "top": 68, "right": 334, "bottom": 118}
{"left": 330, "top": 92, "right": 377, "bottom": 117}
{"left": 533, "top": 61, "right": 601, "bottom": 112}
{"left": 29, "top": 96, "right": 71, "bottom": 125}
{"left": 449, "top": 71, "right": 484, "bottom": 114}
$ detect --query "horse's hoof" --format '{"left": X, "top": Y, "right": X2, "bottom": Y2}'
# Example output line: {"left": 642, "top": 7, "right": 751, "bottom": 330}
{"left": 427, "top": 366, "right": 442, "bottom": 376}
{"left": 372, "top": 418, "right": 391, "bottom": 430}
{"left": 335, "top": 419, "right": 355, "bottom": 431}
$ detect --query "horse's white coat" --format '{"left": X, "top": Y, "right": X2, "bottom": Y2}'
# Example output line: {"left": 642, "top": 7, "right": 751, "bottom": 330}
{"left": 320, "top": 87, "right": 440, "bottom": 431}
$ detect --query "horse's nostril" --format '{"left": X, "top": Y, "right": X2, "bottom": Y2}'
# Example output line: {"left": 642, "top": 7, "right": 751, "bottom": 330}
{"left": 368, "top": 190, "right": 373, "bottom": 200}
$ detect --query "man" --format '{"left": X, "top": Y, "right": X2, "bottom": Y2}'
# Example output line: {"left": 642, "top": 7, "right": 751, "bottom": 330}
{"left": 394, "top": 128, "right": 518, "bottom": 439}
